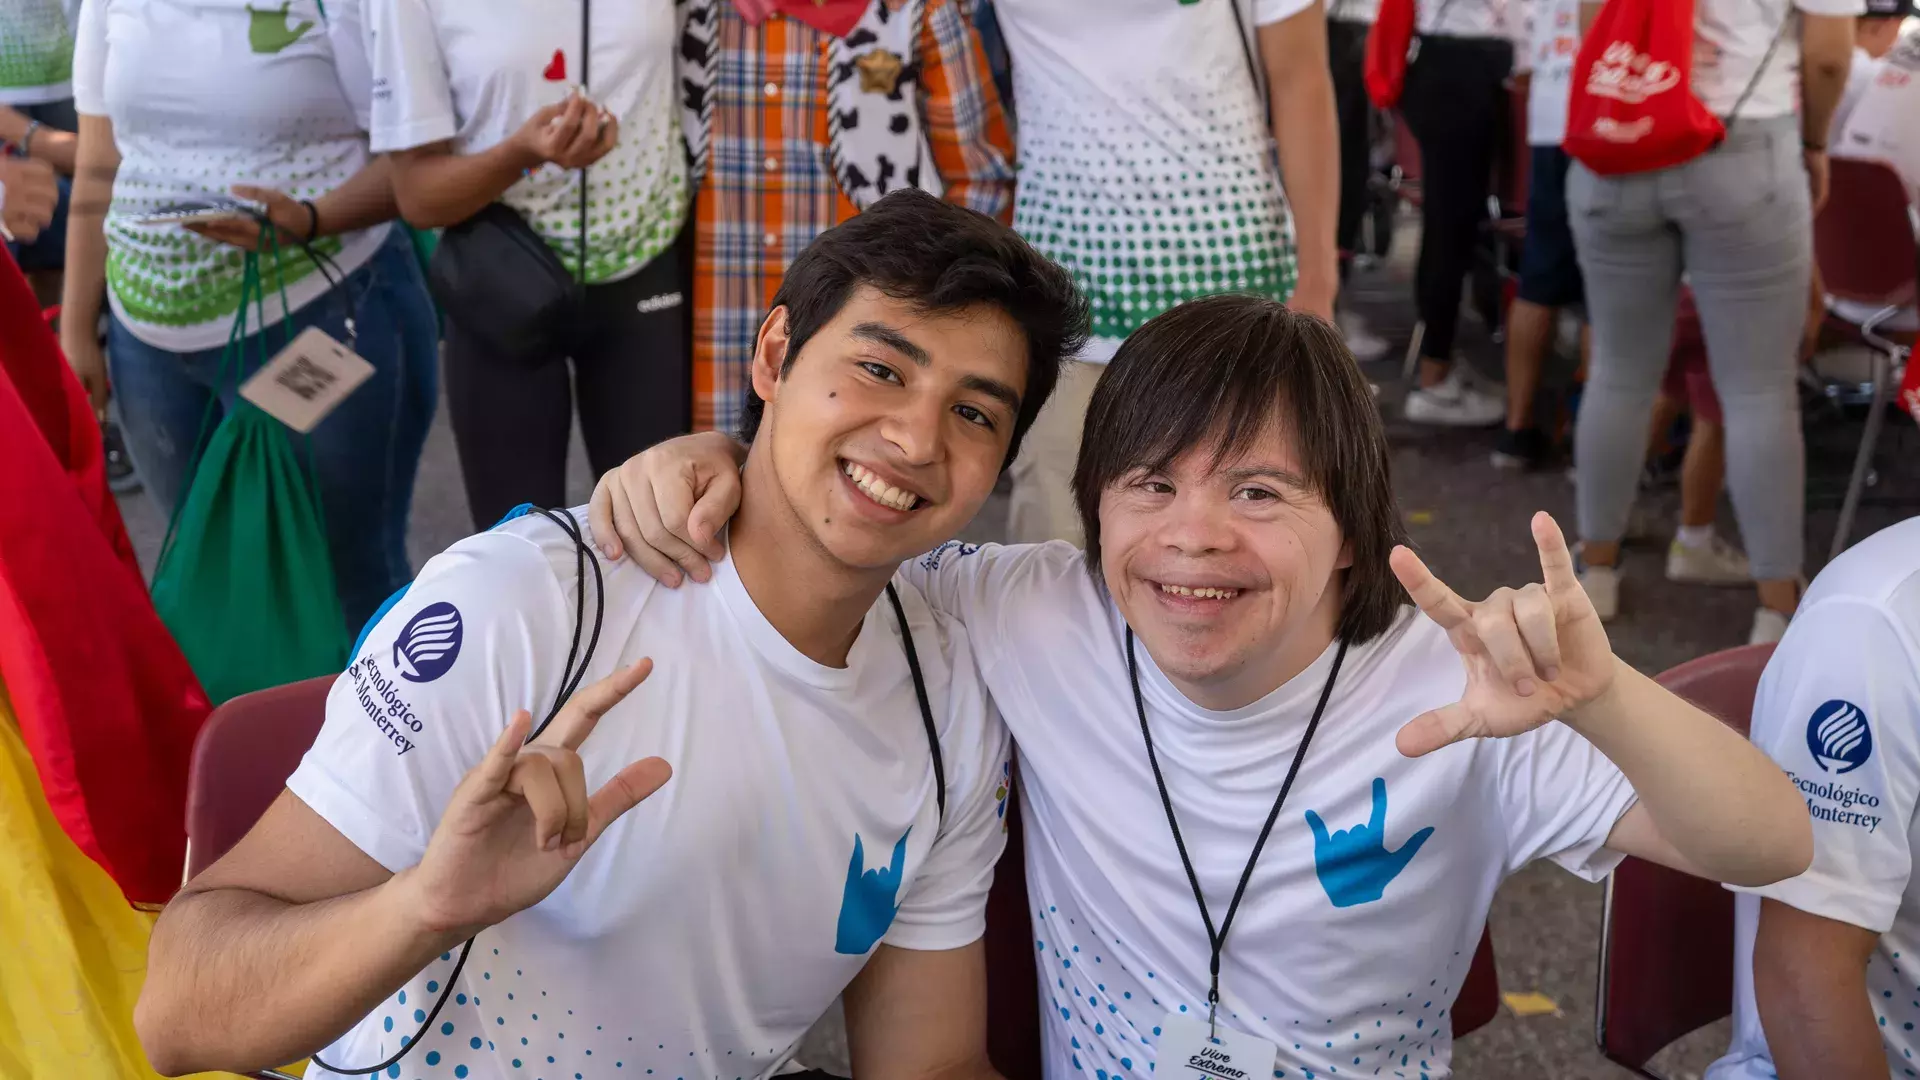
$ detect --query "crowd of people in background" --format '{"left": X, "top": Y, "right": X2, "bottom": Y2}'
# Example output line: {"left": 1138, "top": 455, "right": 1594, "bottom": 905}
{"left": 3, "top": 0, "right": 1914, "bottom": 645}
{"left": 3, "top": 0, "right": 1920, "bottom": 1077}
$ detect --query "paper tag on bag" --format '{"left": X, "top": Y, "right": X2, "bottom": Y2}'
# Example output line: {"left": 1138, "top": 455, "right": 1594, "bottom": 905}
{"left": 1155, "top": 1012, "right": 1277, "bottom": 1080}
{"left": 240, "top": 326, "right": 375, "bottom": 433}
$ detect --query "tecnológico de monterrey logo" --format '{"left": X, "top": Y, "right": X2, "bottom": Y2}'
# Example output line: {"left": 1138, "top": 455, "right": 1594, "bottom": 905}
{"left": 393, "top": 602, "right": 464, "bottom": 683}
{"left": 1807, "top": 699, "right": 1873, "bottom": 775}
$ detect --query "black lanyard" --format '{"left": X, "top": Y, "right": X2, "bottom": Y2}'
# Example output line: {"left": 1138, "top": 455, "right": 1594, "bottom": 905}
{"left": 1126, "top": 628, "right": 1350, "bottom": 1036}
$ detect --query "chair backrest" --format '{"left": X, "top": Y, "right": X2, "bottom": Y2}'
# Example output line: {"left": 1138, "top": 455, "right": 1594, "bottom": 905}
{"left": 1815, "top": 158, "right": 1919, "bottom": 309}
{"left": 184, "top": 675, "right": 335, "bottom": 879}
{"left": 1596, "top": 643, "right": 1776, "bottom": 1072}
{"left": 985, "top": 787, "right": 1042, "bottom": 1080}
{"left": 982, "top": 782, "right": 1502, "bottom": 1078}
{"left": 1454, "top": 924, "right": 1502, "bottom": 1038}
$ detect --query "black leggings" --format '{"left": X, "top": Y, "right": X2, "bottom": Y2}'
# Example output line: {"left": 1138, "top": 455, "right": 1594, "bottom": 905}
{"left": 444, "top": 247, "right": 689, "bottom": 529}
{"left": 1399, "top": 34, "right": 1513, "bottom": 362}
{"left": 1328, "top": 18, "right": 1373, "bottom": 269}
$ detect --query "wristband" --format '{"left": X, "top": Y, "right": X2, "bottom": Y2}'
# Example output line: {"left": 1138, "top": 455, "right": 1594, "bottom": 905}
{"left": 20, "top": 120, "right": 40, "bottom": 158}
{"left": 1802, "top": 140, "right": 1827, "bottom": 154}
{"left": 299, "top": 198, "right": 320, "bottom": 242}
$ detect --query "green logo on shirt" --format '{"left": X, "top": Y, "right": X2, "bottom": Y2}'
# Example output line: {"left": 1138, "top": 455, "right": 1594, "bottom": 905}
{"left": 247, "top": 3, "right": 315, "bottom": 54}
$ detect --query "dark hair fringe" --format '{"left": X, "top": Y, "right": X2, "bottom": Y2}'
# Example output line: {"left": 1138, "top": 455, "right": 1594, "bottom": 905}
{"left": 736, "top": 189, "right": 1090, "bottom": 467}
{"left": 1070, "top": 294, "right": 1410, "bottom": 644}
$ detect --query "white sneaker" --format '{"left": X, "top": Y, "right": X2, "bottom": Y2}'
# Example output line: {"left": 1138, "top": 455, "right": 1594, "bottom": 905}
{"left": 1666, "top": 536, "right": 1753, "bottom": 586}
{"left": 1579, "top": 563, "right": 1620, "bottom": 621}
{"left": 1404, "top": 367, "right": 1506, "bottom": 427}
{"left": 1339, "top": 310, "right": 1391, "bottom": 363}
{"left": 1749, "top": 607, "right": 1790, "bottom": 645}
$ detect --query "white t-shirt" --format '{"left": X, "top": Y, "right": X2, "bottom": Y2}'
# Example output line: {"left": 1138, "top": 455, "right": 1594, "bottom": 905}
{"left": 1419, "top": 0, "right": 1524, "bottom": 41}
{"left": 1832, "top": 30, "right": 1920, "bottom": 204}
{"left": 1691, "top": 0, "right": 1868, "bottom": 119}
{"left": 995, "top": 0, "right": 1307, "bottom": 360}
{"left": 1707, "top": 517, "right": 1920, "bottom": 1080}
{"left": 1328, "top": 0, "right": 1381, "bottom": 26}
{"left": 899, "top": 541, "right": 1640, "bottom": 1080}
{"left": 289, "top": 512, "right": 1011, "bottom": 1080}
{"left": 1523, "top": 0, "right": 1580, "bottom": 145}
{"left": 70, "top": 0, "right": 390, "bottom": 352}
{"left": 0, "top": 0, "right": 74, "bottom": 105}
{"left": 366, "top": 0, "right": 687, "bottom": 285}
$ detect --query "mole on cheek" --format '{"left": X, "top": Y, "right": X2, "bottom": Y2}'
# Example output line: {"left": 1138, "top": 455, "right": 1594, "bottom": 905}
{"left": 829, "top": 392, "right": 837, "bottom": 399}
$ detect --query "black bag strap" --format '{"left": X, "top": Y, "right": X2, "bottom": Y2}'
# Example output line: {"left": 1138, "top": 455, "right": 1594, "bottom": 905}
{"left": 578, "top": 0, "right": 591, "bottom": 284}
{"left": 886, "top": 583, "right": 947, "bottom": 826}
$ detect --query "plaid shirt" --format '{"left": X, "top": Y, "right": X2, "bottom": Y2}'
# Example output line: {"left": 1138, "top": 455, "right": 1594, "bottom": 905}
{"left": 692, "top": 0, "right": 1015, "bottom": 433}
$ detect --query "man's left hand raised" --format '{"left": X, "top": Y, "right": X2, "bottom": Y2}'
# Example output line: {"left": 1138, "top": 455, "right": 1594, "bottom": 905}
{"left": 1389, "top": 511, "right": 1618, "bottom": 757}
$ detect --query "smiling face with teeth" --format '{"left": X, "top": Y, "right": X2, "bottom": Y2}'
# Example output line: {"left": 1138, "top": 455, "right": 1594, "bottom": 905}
{"left": 742, "top": 285, "right": 1029, "bottom": 576}
{"left": 1099, "top": 424, "right": 1352, "bottom": 712}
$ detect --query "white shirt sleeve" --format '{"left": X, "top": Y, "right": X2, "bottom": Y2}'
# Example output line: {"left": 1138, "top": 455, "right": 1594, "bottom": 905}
{"left": 1491, "top": 720, "right": 1641, "bottom": 881}
{"left": 1255, "top": 0, "right": 1318, "bottom": 25}
{"left": 285, "top": 530, "right": 574, "bottom": 872}
{"left": 884, "top": 615, "right": 1013, "bottom": 951}
{"left": 893, "top": 540, "right": 1085, "bottom": 658}
{"left": 364, "top": 0, "right": 458, "bottom": 154}
{"left": 1794, "top": 0, "right": 1866, "bottom": 14}
{"left": 1734, "top": 599, "right": 1920, "bottom": 934}
{"left": 326, "top": 0, "right": 376, "bottom": 131}
{"left": 70, "top": 0, "right": 107, "bottom": 116}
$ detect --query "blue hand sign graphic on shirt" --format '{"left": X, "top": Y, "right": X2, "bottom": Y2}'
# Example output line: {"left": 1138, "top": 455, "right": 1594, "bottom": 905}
{"left": 834, "top": 829, "right": 910, "bottom": 954}
{"left": 1305, "top": 778, "right": 1434, "bottom": 908}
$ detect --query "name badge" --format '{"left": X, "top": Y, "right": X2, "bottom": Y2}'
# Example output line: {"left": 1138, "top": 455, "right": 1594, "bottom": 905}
{"left": 240, "top": 326, "right": 375, "bottom": 434}
{"left": 1156, "top": 1013, "right": 1277, "bottom": 1080}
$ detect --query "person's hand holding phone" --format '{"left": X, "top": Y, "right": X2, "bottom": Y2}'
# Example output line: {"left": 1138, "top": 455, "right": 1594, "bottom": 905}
{"left": 183, "top": 185, "right": 311, "bottom": 252}
{"left": 510, "top": 89, "right": 619, "bottom": 172}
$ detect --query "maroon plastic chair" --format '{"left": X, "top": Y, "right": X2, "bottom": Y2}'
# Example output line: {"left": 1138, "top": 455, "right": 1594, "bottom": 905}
{"left": 985, "top": 785, "right": 1043, "bottom": 1079}
{"left": 1595, "top": 643, "right": 1777, "bottom": 1077}
{"left": 184, "top": 674, "right": 334, "bottom": 878}
{"left": 983, "top": 779, "right": 1502, "bottom": 1080}
{"left": 1812, "top": 157, "right": 1917, "bottom": 561}
{"left": 183, "top": 673, "right": 335, "bottom": 1080}
{"left": 1454, "top": 924, "right": 1502, "bottom": 1038}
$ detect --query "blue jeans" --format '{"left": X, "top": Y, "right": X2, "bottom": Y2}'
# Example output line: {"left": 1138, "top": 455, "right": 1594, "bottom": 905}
{"left": 1568, "top": 115, "right": 1810, "bottom": 581}
{"left": 108, "top": 227, "right": 439, "bottom": 631}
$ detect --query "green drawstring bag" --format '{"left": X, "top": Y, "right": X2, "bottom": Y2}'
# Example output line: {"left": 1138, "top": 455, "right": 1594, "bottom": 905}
{"left": 150, "top": 235, "right": 348, "bottom": 704}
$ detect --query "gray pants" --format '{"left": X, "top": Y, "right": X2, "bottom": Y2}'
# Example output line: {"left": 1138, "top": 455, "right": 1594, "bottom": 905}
{"left": 1567, "top": 114, "right": 1811, "bottom": 581}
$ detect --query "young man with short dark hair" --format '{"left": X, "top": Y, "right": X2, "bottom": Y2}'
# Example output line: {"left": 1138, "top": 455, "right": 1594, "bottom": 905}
{"left": 595, "top": 293, "right": 1813, "bottom": 1079}
{"left": 133, "top": 189, "right": 1088, "bottom": 1080}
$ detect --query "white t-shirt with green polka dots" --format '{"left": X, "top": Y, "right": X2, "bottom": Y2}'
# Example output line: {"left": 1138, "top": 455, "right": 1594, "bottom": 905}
{"left": 73, "top": 0, "right": 391, "bottom": 353}
{"left": 0, "top": 0, "right": 75, "bottom": 105}
{"left": 994, "top": 0, "right": 1309, "bottom": 360}
{"left": 365, "top": 0, "right": 687, "bottom": 286}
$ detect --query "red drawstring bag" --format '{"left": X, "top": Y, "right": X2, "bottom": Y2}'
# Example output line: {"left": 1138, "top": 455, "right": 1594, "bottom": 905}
{"left": 1364, "top": 0, "right": 1418, "bottom": 108}
{"left": 1562, "top": 0, "right": 1722, "bottom": 174}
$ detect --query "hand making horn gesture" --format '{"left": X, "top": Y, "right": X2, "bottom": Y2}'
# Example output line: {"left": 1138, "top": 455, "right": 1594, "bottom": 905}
{"left": 403, "top": 659, "right": 672, "bottom": 937}
{"left": 1388, "top": 512, "right": 1618, "bottom": 758}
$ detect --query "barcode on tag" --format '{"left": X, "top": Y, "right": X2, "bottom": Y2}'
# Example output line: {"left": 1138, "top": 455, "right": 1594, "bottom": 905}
{"left": 241, "top": 326, "right": 376, "bottom": 433}
{"left": 275, "top": 354, "right": 341, "bottom": 402}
